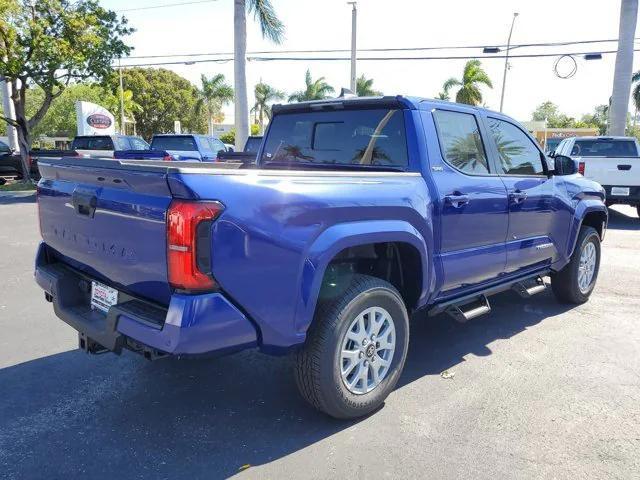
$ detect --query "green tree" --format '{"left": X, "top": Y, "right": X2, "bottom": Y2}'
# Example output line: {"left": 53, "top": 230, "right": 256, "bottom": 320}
{"left": 252, "top": 82, "right": 285, "bottom": 133}
{"left": 198, "top": 73, "right": 234, "bottom": 135}
{"left": 443, "top": 60, "right": 493, "bottom": 106}
{"left": 113, "top": 68, "right": 206, "bottom": 139}
{"left": 234, "top": 0, "right": 284, "bottom": 150}
{"left": 288, "top": 70, "right": 335, "bottom": 102}
{"left": 580, "top": 105, "right": 609, "bottom": 134}
{"left": 219, "top": 124, "right": 260, "bottom": 145}
{"left": 356, "top": 74, "right": 382, "bottom": 97}
{"left": 435, "top": 92, "right": 450, "bottom": 101}
{"left": 531, "top": 101, "right": 577, "bottom": 128}
{"left": 0, "top": 0, "right": 132, "bottom": 181}
{"left": 632, "top": 71, "right": 640, "bottom": 121}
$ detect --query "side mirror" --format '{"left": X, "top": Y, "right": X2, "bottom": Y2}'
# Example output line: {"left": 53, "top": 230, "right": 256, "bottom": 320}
{"left": 226, "top": 146, "right": 235, "bottom": 152}
{"left": 553, "top": 154, "right": 578, "bottom": 175}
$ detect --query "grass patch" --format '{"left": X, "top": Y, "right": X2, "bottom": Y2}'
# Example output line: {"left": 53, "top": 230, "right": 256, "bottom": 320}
{"left": 0, "top": 181, "right": 37, "bottom": 191}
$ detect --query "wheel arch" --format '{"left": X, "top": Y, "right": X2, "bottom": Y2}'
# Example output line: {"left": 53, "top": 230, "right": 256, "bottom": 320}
{"left": 293, "top": 220, "right": 430, "bottom": 338}
{"left": 567, "top": 201, "right": 608, "bottom": 258}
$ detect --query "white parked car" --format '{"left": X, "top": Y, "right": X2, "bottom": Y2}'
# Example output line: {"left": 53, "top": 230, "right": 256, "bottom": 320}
{"left": 553, "top": 136, "right": 640, "bottom": 218}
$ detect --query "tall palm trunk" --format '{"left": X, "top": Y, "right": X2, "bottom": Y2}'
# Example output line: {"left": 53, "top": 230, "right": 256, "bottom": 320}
{"left": 609, "top": 0, "right": 638, "bottom": 135}
{"left": 234, "top": 0, "right": 249, "bottom": 150}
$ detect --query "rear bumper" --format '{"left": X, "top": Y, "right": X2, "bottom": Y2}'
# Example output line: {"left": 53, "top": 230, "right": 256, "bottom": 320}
{"left": 35, "top": 243, "right": 258, "bottom": 357}
{"left": 603, "top": 185, "right": 640, "bottom": 205}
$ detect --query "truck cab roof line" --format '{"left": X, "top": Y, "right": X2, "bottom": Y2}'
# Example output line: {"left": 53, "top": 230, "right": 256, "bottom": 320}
{"left": 271, "top": 95, "right": 416, "bottom": 114}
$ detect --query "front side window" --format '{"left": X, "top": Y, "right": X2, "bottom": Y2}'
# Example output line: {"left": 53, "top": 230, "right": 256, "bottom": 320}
{"left": 261, "top": 109, "right": 408, "bottom": 168}
{"left": 433, "top": 110, "right": 489, "bottom": 174}
{"left": 488, "top": 118, "right": 545, "bottom": 175}
{"left": 128, "top": 137, "right": 150, "bottom": 150}
{"left": 0, "top": 141, "right": 10, "bottom": 153}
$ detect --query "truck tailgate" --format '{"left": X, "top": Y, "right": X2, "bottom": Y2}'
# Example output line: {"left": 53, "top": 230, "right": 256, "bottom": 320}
{"left": 37, "top": 158, "right": 173, "bottom": 304}
{"left": 581, "top": 156, "right": 639, "bottom": 186}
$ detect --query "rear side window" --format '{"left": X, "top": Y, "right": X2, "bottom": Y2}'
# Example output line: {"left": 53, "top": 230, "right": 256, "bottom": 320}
{"left": 488, "top": 118, "right": 545, "bottom": 176}
{"left": 571, "top": 139, "right": 638, "bottom": 157}
{"left": 72, "top": 136, "right": 114, "bottom": 150}
{"left": 151, "top": 136, "right": 197, "bottom": 151}
{"left": 244, "top": 137, "right": 262, "bottom": 153}
{"left": 262, "top": 109, "right": 408, "bottom": 168}
{"left": 433, "top": 110, "right": 489, "bottom": 174}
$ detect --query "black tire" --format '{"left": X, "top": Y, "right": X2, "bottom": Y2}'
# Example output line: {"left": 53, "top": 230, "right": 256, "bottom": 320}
{"left": 551, "top": 226, "right": 601, "bottom": 304}
{"left": 295, "top": 274, "right": 409, "bottom": 419}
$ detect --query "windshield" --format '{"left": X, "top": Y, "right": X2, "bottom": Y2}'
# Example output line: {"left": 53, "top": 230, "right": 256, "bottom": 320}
{"left": 571, "top": 139, "right": 638, "bottom": 157}
{"left": 261, "top": 109, "right": 408, "bottom": 168}
{"left": 151, "top": 136, "right": 197, "bottom": 151}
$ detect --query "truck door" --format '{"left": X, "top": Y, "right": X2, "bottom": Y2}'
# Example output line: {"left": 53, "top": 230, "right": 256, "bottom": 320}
{"left": 428, "top": 109, "right": 509, "bottom": 294}
{"left": 483, "top": 116, "right": 560, "bottom": 274}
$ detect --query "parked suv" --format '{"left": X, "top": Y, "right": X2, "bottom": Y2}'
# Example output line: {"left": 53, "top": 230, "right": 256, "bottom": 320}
{"left": 35, "top": 96, "right": 607, "bottom": 419}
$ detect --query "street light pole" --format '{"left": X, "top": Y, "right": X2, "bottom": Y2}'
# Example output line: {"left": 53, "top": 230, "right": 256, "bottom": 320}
{"left": 348, "top": 2, "right": 357, "bottom": 93}
{"left": 499, "top": 12, "right": 519, "bottom": 113}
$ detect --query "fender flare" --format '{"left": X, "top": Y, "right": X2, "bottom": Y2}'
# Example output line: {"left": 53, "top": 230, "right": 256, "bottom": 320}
{"left": 292, "top": 220, "right": 430, "bottom": 338}
{"left": 566, "top": 200, "right": 608, "bottom": 259}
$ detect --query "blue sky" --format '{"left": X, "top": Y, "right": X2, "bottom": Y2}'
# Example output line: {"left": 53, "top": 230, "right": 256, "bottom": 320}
{"left": 101, "top": 0, "right": 638, "bottom": 123}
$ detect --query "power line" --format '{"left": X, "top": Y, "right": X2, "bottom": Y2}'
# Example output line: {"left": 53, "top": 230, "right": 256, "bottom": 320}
{"left": 116, "top": 0, "right": 217, "bottom": 13}
{"left": 118, "top": 48, "right": 638, "bottom": 68}
{"left": 124, "top": 37, "right": 640, "bottom": 59}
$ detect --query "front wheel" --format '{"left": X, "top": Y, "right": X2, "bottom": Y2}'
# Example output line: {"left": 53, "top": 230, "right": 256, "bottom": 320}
{"left": 295, "top": 274, "right": 409, "bottom": 419}
{"left": 551, "top": 226, "right": 601, "bottom": 304}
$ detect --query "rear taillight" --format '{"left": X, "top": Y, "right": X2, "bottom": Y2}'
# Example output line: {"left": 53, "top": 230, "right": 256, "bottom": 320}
{"left": 167, "top": 200, "right": 224, "bottom": 291}
{"left": 578, "top": 161, "right": 585, "bottom": 175}
{"left": 162, "top": 154, "right": 173, "bottom": 161}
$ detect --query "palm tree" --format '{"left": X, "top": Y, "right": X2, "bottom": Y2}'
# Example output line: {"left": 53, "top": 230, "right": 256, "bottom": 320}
{"left": 609, "top": 0, "right": 638, "bottom": 135}
{"left": 356, "top": 74, "right": 382, "bottom": 96}
{"left": 443, "top": 60, "right": 493, "bottom": 106}
{"left": 198, "top": 74, "right": 234, "bottom": 135}
{"left": 435, "top": 91, "right": 450, "bottom": 101}
{"left": 288, "top": 70, "right": 335, "bottom": 102}
{"left": 234, "top": 0, "right": 284, "bottom": 150}
{"left": 632, "top": 71, "right": 640, "bottom": 126}
{"left": 252, "top": 82, "right": 285, "bottom": 133}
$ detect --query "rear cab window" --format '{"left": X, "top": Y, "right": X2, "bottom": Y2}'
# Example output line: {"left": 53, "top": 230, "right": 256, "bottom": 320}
{"left": 151, "top": 136, "right": 198, "bottom": 151}
{"left": 571, "top": 139, "right": 638, "bottom": 157}
{"left": 72, "top": 136, "right": 115, "bottom": 150}
{"left": 261, "top": 109, "right": 408, "bottom": 169}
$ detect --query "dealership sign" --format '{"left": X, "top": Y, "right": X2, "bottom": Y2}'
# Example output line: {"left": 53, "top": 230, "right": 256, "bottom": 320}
{"left": 75, "top": 101, "right": 116, "bottom": 135}
{"left": 86, "top": 113, "right": 112, "bottom": 130}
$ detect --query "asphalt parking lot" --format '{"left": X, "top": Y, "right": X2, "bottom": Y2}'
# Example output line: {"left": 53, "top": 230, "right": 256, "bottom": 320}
{"left": 0, "top": 193, "right": 639, "bottom": 479}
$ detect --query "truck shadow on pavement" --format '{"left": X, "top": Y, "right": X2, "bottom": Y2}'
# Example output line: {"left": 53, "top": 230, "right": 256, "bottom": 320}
{"left": 0, "top": 290, "right": 571, "bottom": 480}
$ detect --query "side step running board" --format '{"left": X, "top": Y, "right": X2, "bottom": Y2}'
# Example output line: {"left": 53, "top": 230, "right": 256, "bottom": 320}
{"left": 512, "top": 276, "right": 547, "bottom": 298}
{"left": 445, "top": 295, "right": 491, "bottom": 323}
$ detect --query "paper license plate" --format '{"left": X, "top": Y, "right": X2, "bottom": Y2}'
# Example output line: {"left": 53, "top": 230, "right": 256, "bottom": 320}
{"left": 90, "top": 281, "right": 118, "bottom": 314}
{"left": 611, "top": 187, "right": 630, "bottom": 196}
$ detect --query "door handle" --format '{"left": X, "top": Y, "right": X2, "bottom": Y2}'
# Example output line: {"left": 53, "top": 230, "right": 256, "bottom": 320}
{"left": 617, "top": 164, "right": 631, "bottom": 171}
{"left": 509, "top": 190, "right": 528, "bottom": 204}
{"left": 444, "top": 193, "right": 470, "bottom": 208}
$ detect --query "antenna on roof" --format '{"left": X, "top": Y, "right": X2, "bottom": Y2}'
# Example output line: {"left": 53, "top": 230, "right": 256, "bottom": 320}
{"left": 338, "top": 88, "right": 357, "bottom": 98}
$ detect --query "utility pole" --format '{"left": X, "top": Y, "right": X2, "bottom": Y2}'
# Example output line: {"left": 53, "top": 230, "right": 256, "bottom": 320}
{"left": 499, "top": 12, "right": 519, "bottom": 113}
{"left": 118, "top": 58, "right": 126, "bottom": 134}
{"left": 348, "top": 2, "right": 357, "bottom": 93}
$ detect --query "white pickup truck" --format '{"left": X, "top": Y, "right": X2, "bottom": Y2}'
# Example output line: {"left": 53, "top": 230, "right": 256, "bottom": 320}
{"left": 554, "top": 136, "right": 640, "bottom": 218}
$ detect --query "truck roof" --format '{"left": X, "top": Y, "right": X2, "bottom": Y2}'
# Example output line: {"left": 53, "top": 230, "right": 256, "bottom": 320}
{"left": 271, "top": 95, "right": 511, "bottom": 120}
{"left": 568, "top": 136, "right": 637, "bottom": 141}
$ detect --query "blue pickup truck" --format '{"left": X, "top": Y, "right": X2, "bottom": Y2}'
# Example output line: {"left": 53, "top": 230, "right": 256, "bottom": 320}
{"left": 35, "top": 96, "right": 607, "bottom": 418}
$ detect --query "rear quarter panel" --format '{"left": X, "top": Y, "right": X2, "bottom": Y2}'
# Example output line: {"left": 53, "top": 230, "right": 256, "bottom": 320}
{"left": 174, "top": 170, "right": 434, "bottom": 350}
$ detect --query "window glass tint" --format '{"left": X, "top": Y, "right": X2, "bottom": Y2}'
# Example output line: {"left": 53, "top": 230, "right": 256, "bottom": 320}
{"left": 261, "top": 109, "right": 408, "bottom": 168}
{"left": 571, "top": 139, "right": 638, "bottom": 157}
{"left": 545, "top": 137, "right": 563, "bottom": 154}
{"left": 433, "top": 110, "right": 489, "bottom": 174}
{"left": 0, "top": 141, "right": 10, "bottom": 153}
{"left": 128, "top": 137, "right": 150, "bottom": 150}
{"left": 488, "top": 118, "right": 545, "bottom": 175}
{"left": 73, "top": 136, "right": 114, "bottom": 150}
{"left": 151, "top": 136, "right": 197, "bottom": 151}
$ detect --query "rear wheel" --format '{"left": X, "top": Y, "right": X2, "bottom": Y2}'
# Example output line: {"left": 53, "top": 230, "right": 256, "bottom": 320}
{"left": 551, "top": 226, "right": 601, "bottom": 304}
{"left": 295, "top": 274, "right": 409, "bottom": 419}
